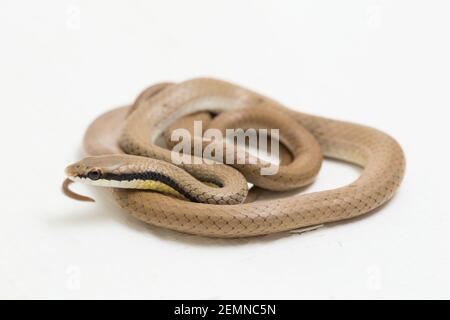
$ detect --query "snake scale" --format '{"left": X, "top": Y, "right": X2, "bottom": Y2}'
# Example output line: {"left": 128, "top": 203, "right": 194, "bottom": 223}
{"left": 64, "top": 78, "right": 405, "bottom": 238}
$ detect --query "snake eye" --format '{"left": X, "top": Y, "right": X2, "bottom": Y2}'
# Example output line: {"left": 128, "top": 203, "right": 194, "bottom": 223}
{"left": 87, "top": 169, "right": 102, "bottom": 181}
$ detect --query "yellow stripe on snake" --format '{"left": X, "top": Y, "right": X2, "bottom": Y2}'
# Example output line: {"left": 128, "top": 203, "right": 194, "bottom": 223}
{"left": 64, "top": 78, "right": 405, "bottom": 238}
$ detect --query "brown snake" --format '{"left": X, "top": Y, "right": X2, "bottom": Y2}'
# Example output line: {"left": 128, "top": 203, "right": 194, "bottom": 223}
{"left": 64, "top": 78, "right": 405, "bottom": 238}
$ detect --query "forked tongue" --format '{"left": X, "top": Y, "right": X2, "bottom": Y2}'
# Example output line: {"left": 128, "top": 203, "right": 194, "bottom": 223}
{"left": 61, "top": 178, "right": 95, "bottom": 202}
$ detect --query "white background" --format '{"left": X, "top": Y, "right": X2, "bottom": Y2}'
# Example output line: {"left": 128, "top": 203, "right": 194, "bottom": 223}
{"left": 0, "top": 0, "right": 449, "bottom": 299}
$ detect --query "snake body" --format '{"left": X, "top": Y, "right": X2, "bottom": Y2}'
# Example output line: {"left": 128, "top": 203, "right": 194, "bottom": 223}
{"left": 65, "top": 78, "right": 405, "bottom": 238}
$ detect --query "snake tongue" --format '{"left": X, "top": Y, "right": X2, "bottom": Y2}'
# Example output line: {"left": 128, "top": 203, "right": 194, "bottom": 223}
{"left": 61, "top": 178, "right": 95, "bottom": 202}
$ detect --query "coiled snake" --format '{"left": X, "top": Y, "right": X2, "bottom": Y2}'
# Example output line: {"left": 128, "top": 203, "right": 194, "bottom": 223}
{"left": 64, "top": 78, "right": 405, "bottom": 238}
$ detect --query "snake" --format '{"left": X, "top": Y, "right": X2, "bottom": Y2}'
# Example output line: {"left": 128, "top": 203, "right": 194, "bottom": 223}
{"left": 64, "top": 78, "right": 405, "bottom": 238}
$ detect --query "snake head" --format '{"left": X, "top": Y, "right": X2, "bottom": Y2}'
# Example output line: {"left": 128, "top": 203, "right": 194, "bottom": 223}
{"left": 63, "top": 155, "right": 187, "bottom": 201}
{"left": 64, "top": 155, "right": 128, "bottom": 184}
{"left": 64, "top": 154, "right": 160, "bottom": 188}
{"left": 63, "top": 155, "right": 128, "bottom": 202}
{"left": 63, "top": 156, "right": 116, "bottom": 202}
{"left": 66, "top": 159, "right": 102, "bottom": 182}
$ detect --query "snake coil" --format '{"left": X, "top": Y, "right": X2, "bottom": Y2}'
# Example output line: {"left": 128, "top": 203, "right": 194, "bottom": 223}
{"left": 64, "top": 78, "right": 405, "bottom": 238}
